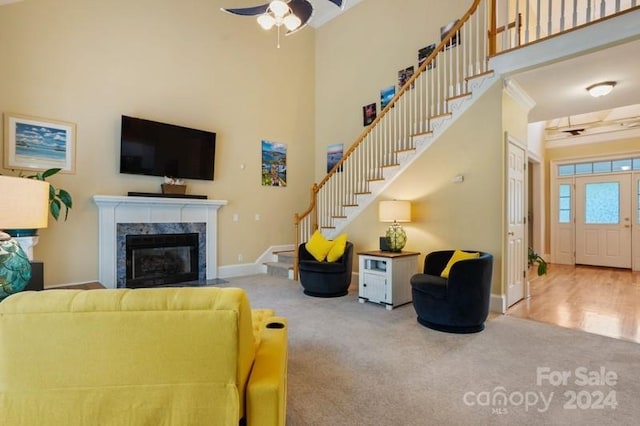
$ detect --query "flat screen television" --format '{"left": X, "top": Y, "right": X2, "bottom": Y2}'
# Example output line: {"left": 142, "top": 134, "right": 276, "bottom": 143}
{"left": 119, "top": 115, "right": 216, "bottom": 181}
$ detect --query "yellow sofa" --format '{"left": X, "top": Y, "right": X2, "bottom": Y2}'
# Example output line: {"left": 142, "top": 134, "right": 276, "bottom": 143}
{"left": 0, "top": 287, "right": 287, "bottom": 426}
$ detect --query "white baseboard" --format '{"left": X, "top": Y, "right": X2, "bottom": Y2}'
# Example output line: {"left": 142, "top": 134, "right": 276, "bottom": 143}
{"left": 218, "top": 263, "right": 266, "bottom": 279}
{"left": 490, "top": 293, "right": 507, "bottom": 314}
{"left": 256, "top": 244, "right": 295, "bottom": 264}
{"left": 219, "top": 244, "right": 296, "bottom": 279}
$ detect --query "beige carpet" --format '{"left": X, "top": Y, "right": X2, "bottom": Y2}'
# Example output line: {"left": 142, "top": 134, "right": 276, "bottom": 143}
{"left": 222, "top": 274, "right": 640, "bottom": 425}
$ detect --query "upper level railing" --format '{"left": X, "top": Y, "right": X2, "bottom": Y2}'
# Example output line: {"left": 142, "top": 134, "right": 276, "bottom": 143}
{"left": 292, "top": 0, "right": 636, "bottom": 279}
{"left": 492, "top": 0, "right": 638, "bottom": 54}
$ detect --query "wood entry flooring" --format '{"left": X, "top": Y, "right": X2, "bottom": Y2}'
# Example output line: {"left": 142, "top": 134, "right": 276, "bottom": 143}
{"left": 507, "top": 264, "right": 640, "bottom": 344}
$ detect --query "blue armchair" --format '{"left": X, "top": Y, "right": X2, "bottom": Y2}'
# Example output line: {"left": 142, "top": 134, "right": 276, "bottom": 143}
{"left": 410, "top": 250, "right": 494, "bottom": 333}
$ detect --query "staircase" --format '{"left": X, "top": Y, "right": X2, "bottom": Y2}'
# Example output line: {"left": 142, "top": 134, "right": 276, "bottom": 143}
{"left": 264, "top": 249, "right": 295, "bottom": 279}
{"left": 292, "top": 0, "right": 639, "bottom": 280}
{"left": 293, "top": 0, "right": 491, "bottom": 274}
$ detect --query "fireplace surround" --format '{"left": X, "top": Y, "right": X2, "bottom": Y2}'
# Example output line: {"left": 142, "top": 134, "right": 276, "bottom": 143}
{"left": 94, "top": 195, "right": 227, "bottom": 289}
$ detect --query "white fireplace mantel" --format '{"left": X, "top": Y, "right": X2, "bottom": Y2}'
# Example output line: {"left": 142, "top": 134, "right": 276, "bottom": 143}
{"left": 93, "top": 195, "right": 227, "bottom": 288}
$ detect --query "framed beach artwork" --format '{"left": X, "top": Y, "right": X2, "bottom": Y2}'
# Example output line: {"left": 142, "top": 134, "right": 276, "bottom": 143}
{"left": 3, "top": 113, "right": 76, "bottom": 173}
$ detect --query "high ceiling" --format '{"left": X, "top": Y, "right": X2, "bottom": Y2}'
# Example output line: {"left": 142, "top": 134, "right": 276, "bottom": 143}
{"left": 313, "top": 1, "right": 639, "bottom": 139}
{"left": 510, "top": 38, "right": 640, "bottom": 124}
{"left": 5, "top": 1, "right": 636, "bottom": 139}
{"left": 307, "top": 0, "right": 362, "bottom": 28}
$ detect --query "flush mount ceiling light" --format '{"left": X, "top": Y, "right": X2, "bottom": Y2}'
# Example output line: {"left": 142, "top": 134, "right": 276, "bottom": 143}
{"left": 222, "top": 0, "right": 344, "bottom": 48}
{"left": 586, "top": 81, "right": 616, "bottom": 98}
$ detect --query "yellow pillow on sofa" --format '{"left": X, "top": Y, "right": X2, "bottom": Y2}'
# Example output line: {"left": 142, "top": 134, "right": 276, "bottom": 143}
{"left": 440, "top": 250, "right": 479, "bottom": 278}
{"left": 326, "top": 233, "right": 348, "bottom": 262}
{"left": 305, "top": 230, "right": 334, "bottom": 262}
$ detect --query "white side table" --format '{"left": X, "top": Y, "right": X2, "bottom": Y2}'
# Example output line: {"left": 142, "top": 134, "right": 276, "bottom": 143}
{"left": 358, "top": 250, "right": 420, "bottom": 310}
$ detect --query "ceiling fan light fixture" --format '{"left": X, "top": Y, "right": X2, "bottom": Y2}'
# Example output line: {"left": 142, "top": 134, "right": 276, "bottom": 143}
{"left": 587, "top": 81, "right": 616, "bottom": 98}
{"left": 283, "top": 13, "right": 301, "bottom": 31}
{"left": 257, "top": 14, "right": 276, "bottom": 30}
{"left": 269, "top": 0, "right": 289, "bottom": 18}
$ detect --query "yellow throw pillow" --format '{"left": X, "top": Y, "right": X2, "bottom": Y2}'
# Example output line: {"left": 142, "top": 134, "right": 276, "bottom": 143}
{"left": 326, "top": 233, "right": 348, "bottom": 262}
{"left": 305, "top": 230, "right": 334, "bottom": 262}
{"left": 440, "top": 250, "right": 480, "bottom": 278}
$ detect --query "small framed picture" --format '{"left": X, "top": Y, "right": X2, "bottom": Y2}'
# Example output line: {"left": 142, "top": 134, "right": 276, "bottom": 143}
{"left": 3, "top": 113, "right": 76, "bottom": 173}
{"left": 261, "top": 140, "right": 287, "bottom": 187}
{"left": 418, "top": 43, "right": 436, "bottom": 69}
{"left": 362, "top": 103, "right": 377, "bottom": 126}
{"left": 398, "top": 66, "right": 415, "bottom": 90}
{"left": 327, "top": 143, "right": 344, "bottom": 173}
{"left": 380, "top": 86, "right": 396, "bottom": 110}
{"left": 441, "top": 19, "right": 461, "bottom": 49}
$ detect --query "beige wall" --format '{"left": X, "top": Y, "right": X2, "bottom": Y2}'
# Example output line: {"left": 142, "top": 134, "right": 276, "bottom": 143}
{"left": 315, "top": 0, "right": 470, "bottom": 181}
{"left": 314, "top": 0, "right": 510, "bottom": 296}
{"left": 2, "top": 0, "right": 514, "bottom": 294}
{"left": 341, "top": 81, "right": 505, "bottom": 296}
{"left": 0, "top": 0, "right": 316, "bottom": 285}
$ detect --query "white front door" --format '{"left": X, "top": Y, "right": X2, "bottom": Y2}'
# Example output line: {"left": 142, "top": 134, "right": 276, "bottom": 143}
{"left": 506, "top": 141, "right": 526, "bottom": 307}
{"left": 575, "top": 174, "right": 632, "bottom": 268}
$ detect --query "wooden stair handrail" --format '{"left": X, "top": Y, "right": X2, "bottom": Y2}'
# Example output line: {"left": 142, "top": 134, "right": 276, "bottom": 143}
{"left": 292, "top": 0, "right": 484, "bottom": 280}
{"left": 317, "top": 0, "right": 484, "bottom": 190}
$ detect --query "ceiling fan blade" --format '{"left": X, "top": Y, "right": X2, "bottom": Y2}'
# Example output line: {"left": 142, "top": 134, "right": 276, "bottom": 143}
{"left": 221, "top": 2, "right": 270, "bottom": 17}
{"left": 327, "top": 0, "right": 345, "bottom": 8}
{"left": 286, "top": 0, "right": 313, "bottom": 35}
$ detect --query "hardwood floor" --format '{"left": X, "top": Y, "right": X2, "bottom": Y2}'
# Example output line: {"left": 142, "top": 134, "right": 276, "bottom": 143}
{"left": 507, "top": 264, "right": 640, "bottom": 344}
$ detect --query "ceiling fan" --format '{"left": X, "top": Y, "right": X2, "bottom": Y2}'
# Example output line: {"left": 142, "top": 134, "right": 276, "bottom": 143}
{"left": 222, "top": 0, "right": 345, "bottom": 35}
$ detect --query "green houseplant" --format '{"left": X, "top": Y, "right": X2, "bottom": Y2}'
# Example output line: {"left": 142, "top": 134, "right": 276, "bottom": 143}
{"left": 528, "top": 247, "right": 548, "bottom": 276}
{"left": 26, "top": 168, "right": 73, "bottom": 221}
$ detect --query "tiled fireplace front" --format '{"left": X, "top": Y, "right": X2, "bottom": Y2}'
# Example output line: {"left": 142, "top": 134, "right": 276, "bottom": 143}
{"left": 93, "top": 195, "right": 227, "bottom": 289}
{"left": 116, "top": 222, "right": 206, "bottom": 288}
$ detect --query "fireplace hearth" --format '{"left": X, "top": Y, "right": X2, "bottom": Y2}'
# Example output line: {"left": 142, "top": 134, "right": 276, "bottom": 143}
{"left": 126, "top": 233, "right": 199, "bottom": 288}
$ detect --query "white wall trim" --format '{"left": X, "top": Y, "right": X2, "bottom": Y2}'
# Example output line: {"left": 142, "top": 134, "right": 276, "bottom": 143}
{"left": 219, "top": 244, "right": 296, "bottom": 279}
{"left": 218, "top": 263, "right": 266, "bottom": 279}
{"left": 503, "top": 77, "right": 536, "bottom": 112}
{"left": 490, "top": 293, "right": 507, "bottom": 314}
{"left": 256, "top": 244, "right": 295, "bottom": 264}
{"left": 92, "top": 195, "right": 227, "bottom": 288}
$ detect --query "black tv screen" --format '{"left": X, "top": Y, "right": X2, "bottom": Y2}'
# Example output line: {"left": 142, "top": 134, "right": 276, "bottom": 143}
{"left": 119, "top": 115, "right": 216, "bottom": 181}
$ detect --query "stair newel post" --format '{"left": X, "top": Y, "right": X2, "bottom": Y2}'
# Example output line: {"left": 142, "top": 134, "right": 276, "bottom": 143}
{"left": 489, "top": 0, "right": 497, "bottom": 56}
{"left": 311, "top": 183, "right": 319, "bottom": 233}
{"left": 293, "top": 212, "right": 300, "bottom": 281}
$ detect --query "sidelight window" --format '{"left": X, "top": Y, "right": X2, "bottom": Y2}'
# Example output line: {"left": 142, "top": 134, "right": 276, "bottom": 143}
{"left": 558, "top": 183, "right": 572, "bottom": 223}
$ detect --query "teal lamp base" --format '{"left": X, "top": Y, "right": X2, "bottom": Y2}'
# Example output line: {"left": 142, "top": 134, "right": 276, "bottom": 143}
{"left": 385, "top": 223, "right": 407, "bottom": 252}
{"left": 0, "top": 232, "right": 32, "bottom": 300}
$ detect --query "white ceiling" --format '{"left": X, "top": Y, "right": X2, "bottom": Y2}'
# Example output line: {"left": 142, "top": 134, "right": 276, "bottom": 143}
{"left": 307, "top": 0, "right": 363, "bottom": 28}
{"left": 510, "top": 38, "right": 640, "bottom": 124}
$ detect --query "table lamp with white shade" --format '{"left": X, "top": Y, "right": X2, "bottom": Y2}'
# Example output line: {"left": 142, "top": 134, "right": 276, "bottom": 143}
{"left": 0, "top": 176, "right": 50, "bottom": 300}
{"left": 378, "top": 200, "right": 411, "bottom": 252}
